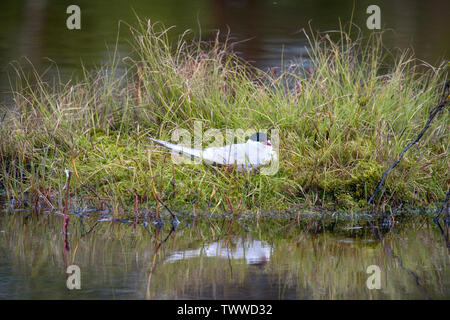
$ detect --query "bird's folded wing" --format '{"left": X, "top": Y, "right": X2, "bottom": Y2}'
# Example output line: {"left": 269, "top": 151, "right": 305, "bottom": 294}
{"left": 201, "top": 145, "right": 233, "bottom": 165}
{"left": 202, "top": 143, "right": 271, "bottom": 168}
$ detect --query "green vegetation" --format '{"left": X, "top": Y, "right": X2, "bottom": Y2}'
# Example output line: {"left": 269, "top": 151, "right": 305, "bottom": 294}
{"left": 0, "top": 21, "right": 448, "bottom": 213}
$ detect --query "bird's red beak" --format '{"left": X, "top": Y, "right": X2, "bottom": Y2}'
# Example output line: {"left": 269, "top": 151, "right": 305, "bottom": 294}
{"left": 265, "top": 141, "right": 271, "bottom": 146}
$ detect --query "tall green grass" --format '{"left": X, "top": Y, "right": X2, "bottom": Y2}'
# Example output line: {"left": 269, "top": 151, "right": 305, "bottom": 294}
{"left": 0, "top": 20, "right": 448, "bottom": 213}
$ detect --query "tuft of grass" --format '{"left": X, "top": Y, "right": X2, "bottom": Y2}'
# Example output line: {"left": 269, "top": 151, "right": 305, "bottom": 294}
{"left": 0, "top": 20, "right": 448, "bottom": 214}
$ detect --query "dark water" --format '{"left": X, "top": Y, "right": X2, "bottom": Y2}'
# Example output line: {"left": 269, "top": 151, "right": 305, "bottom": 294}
{"left": 1, "top": 0, "right": 449, "bottom": 103}
{"left": 0, "top": 208, "right": 448, "bottom": 299}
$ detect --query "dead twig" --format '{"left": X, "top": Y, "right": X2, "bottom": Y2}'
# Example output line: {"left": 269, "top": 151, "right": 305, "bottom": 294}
{"left": 368, "top": 81, "right": 450, "bottom": 205}
{"left": 433, "top": 190, "right": 450, "bottom": 221}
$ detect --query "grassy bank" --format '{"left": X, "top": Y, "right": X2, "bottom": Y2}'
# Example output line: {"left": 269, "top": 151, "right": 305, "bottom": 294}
{"left": 0, "top": 21, "right": 448, "bottom": 214}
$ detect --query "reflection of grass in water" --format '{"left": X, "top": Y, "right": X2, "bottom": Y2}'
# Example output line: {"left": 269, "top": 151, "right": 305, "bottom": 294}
{"left": 0, "top": 211, "right": 448, "bottom": 299}
{"left": 0, "top": 20, "right": 449, "bottom": 212}
{"left": 271, "top": 229, "right": 448, "bottom": 299}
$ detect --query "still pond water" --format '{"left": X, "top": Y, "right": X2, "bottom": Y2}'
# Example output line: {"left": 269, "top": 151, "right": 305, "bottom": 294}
{"left": 1, "top": 0, "right": 449, "bottom": 103}
{"left": 0, "top": 208, "right": 448, "bottom": 299}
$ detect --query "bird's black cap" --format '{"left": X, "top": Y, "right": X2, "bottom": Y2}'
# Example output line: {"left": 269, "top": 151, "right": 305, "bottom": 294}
{"left": 249, "top": 132, "right": 269, "bottom": 143}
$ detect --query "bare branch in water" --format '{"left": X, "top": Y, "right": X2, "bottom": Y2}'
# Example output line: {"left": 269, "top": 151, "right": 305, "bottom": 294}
{"left": 368, "top": 81, "right": 450, "bottom": 205}
{"left": 433, "top": 190, "right": 450, "bottom": 221}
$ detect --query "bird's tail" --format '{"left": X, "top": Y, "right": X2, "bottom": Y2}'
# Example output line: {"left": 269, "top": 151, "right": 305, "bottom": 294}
{"left": 149, "top": 137, "right": 203, "bottom": 159}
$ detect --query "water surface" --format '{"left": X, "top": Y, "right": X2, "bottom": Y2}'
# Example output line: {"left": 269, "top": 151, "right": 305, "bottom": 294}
{"left": 1, "top": 0, "right": 449, "bottom": 103}
{"left": 0, "top": 209, "right": 448, "bottom": 299}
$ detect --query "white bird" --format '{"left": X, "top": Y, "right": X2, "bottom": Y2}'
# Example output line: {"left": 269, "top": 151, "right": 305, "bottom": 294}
{"left": 165, "top": 239, "right": 272, "bottom": 265}
{"left": 149, "top": 132, "right": 275, "bottom": 171}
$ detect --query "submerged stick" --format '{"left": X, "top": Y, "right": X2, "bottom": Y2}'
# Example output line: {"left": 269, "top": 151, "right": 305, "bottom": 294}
{"left": 127, "top": 188, "right": 140, "bottom": 231}
{"left": 148, "top": 148, "right": 160, "bottom": 220}
{"left": 62, "top": 169, "right": 71, "bottom": 236}
{"left": 134, "top": 193, "right": 139, "bottom": 231}
{"left": 432, "top": 192, "right": 450, "bottom": 249}
{"left": 371, "top": 221, "right": 431, "bottom": 299}
{"left": 433, "top": 190, "right": 450, "bottom": 221}
{"left": 155, "top": 196, "right": 177, "bottom": 219}
{"left": 171, "top": 162, "right": 177, "bottom": 199}
{"left": 62, "top": 169, "right": 72, "bottom": 292}
{"left": 368, "top": 81, "right": 450, "bottom": 205}
{"left": 146, "top": 226, "right": 176, "bottom": 299}
{"left": 148, "top": 148, "right": 177, "bottom": 219}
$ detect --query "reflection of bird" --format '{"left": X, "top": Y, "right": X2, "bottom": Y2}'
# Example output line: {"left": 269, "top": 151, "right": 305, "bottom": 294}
{"left": 165, "top": 239, "right": 272, "bottom": 265}
{"left": 149, "top": 132, "right": 275, "bottom": 170}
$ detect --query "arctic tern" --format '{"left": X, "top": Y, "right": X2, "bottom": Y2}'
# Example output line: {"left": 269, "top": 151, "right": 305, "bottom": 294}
{"left": 149, "top": 132, "right": 275, "bottom": 171}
